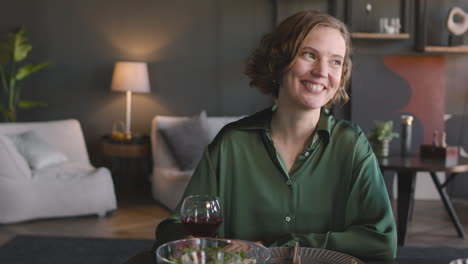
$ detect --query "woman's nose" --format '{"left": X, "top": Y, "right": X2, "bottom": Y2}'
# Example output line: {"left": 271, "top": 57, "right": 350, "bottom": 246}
{"left": 312, "top": 60, "right": 328, "bottom": 77}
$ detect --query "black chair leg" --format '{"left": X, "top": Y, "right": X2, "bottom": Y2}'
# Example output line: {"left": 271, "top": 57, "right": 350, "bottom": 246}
{"left": 430, "top": 172, "right": 465, "bottom": 238}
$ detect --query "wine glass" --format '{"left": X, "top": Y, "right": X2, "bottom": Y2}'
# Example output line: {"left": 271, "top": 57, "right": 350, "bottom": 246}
{"left": 180, "top": 194, "right": 223, "bottom": 237}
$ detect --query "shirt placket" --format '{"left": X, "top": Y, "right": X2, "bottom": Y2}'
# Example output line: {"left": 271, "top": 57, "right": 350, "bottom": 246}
{"left": 264, "top": 130, "right": 320, "bottom": 231}
{"left": 288, "top": 133, "right": 320, "bottom": 229}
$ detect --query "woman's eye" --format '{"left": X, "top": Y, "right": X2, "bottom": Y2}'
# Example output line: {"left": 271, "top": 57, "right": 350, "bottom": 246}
{"left": 303, "top": 52, "right": 316, "bottom": 59}
{"left": 331, "top": 59, "right": 342, "bottom": 66}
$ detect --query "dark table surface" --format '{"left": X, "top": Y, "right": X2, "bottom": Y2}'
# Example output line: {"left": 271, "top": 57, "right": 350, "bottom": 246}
{"left": 378, "top": 155, "right": 468, "bottom": 173}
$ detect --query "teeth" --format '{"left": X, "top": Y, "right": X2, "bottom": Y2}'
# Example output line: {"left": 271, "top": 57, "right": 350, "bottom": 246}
{"left": 302, "top": 82, "right": 324, "bottom": 92}
{"left": 311, "top": 84, "right": 324, "bottom": 92}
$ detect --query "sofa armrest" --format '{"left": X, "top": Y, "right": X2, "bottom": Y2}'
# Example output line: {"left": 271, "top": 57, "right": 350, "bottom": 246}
{"left": 151, "top": 167, "right": 193, "bottom": 210}
{"left": 151, "top": 116, "right": 189, "bottom": 169}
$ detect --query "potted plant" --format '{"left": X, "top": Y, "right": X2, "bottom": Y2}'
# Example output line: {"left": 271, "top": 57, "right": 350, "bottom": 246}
{"left": 367, "top": 120, "right": 399, "bottom": 157}
{"left": 0, "top": 26, "right": 49, "bottom": 122}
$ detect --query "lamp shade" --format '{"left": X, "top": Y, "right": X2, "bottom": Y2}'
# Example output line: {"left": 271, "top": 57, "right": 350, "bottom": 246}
{"left": 111, "top": 61, "right": 150, "bottom": 93}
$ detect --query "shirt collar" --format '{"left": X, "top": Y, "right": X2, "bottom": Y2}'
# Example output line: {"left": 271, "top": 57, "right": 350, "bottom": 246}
{"left": 239, "top": 105, "right": 332, "bottom": 143}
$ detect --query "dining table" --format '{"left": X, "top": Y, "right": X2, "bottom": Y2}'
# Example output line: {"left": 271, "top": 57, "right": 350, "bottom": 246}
{"left": 124, "top": 155, "right": 468, "bottom": 264}
{"left": 378, "top": 154, "right": 468, "bottom": 246}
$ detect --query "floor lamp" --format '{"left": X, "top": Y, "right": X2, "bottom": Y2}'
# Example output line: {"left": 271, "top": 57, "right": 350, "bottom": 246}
{"left": 111, "top": 61, "right": 151, "bottom": 139}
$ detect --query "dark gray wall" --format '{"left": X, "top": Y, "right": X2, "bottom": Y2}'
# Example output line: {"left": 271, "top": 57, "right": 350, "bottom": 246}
{"left": 0, "top": 0, "right": 274, "bottom": 165}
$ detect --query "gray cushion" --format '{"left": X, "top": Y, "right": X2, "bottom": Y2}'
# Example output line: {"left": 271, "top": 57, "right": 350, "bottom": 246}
{"left": 159, "top": 111, "right": 211, "bottom": 170}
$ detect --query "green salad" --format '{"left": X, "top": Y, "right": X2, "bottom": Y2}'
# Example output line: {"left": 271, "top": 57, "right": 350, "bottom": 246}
{"left": 170, "top": 247, "right": 256, "bottom": 264}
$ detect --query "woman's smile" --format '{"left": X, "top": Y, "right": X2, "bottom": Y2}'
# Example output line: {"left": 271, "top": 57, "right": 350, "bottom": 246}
{"left": 301, "top": 81, "right": 326, "bottom": 93}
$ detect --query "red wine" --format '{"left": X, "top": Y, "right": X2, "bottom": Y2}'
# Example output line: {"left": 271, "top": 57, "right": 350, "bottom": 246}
{"left": 182, "top": 215, "right": 222, "bottom": 237}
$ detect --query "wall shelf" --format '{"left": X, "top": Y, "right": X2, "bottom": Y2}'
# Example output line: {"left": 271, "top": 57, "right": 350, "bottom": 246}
{"left": 423, "top": 46, "right": 468, "bottom": 53}
{"left": 346, "top": 0, "right": 410, "bottom": 39}
{"left": 415, "top": 0, "right": 468, "bottom": 54}
{"left": 351, "top": 32, "right": 410, "bottom": 39}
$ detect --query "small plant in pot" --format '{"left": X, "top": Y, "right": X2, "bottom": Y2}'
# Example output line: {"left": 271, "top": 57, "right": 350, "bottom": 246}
{"left": 367, "top": 120, "right": 399, "bottom": 157}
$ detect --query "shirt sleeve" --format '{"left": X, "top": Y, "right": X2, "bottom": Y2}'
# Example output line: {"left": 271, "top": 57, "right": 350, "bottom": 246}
{"left": 266, "top": 133, "right": 397, "bottom": 260}
{"left": 154, "top": 147, "right": 219, "bottom": 249}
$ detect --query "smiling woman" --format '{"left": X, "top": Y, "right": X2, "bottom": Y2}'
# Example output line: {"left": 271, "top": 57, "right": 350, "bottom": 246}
{"left": 154, "top": 10, "right": 396, "bottom": 261}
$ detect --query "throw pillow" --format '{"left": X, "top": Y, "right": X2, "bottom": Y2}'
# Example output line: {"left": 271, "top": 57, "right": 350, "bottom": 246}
{"left": 8, "top": 130, "right": 68, "bottom": 170}
{"left": 159, "top": 111, "right": 211, "bottom": 171}
{"left": 0, "top": 134, "right": 32, "bottom": 179}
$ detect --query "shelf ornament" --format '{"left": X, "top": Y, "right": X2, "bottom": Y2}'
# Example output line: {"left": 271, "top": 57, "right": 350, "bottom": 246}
{"left": 446, "top": 7, "right": 468, "bottom": 36}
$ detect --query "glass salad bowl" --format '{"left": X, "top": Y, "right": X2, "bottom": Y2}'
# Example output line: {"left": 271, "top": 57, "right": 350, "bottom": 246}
{"left": 155, "top": 238, "right": 271, "bottom": 264}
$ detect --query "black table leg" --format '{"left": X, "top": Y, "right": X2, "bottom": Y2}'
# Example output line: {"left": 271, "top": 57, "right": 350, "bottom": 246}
{"left": 430, "top": 172, "right": 465, "bottom": 238}
{"left": 397, "top": 171, "right": 416, "bottom": 246}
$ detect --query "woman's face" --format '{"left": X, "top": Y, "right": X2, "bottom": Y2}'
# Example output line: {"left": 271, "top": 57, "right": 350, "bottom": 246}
{"left": 278, "top": 26, "right": 346, "bottom": 111}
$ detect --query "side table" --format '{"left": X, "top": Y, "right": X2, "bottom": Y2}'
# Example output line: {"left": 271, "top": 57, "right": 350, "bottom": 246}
{"left": 378, "top": 155, "right": 468, "bottom": 245}
{"left": 100, "top": 135, "right": 152, "bottom": 202}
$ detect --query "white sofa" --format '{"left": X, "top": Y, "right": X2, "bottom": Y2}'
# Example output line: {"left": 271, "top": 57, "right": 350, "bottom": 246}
{"left": 0, "top": 119, "right": 117, "bottom": 223}
{"left": 150, "top": 114, "right": 243, "bottom": 210}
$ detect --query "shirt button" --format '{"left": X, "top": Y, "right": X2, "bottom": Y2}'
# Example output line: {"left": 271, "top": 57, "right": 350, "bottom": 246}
{"left": 285, "top": 216, "right": 291, "bottom": 222}
{"left": 304, "top": 152, "right": 310, "bottom": 157}
{"left": 286, "top": 180, "right": 291, "bottom": 185}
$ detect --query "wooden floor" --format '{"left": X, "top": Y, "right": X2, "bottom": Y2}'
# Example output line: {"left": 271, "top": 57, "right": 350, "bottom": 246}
{"left": 1, "top": 199, "right": 468, "bottom": 248}
{"left": 404, "top": 199, "right": 468, "bottom": 247}
{"left": 0, "top": 200, "right": 171, "bottom": 246}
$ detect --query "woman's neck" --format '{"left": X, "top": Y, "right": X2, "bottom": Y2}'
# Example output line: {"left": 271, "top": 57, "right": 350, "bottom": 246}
{"left": 270, "top": 104, "right": 320, "bottom": 143}
{"left": 269, "top": 104, "right": 321, "bottom": 172}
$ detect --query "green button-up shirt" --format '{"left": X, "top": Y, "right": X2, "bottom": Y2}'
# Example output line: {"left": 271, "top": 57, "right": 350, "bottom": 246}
{"left": 155, "top": 106, "right": 397, "bottom": 260}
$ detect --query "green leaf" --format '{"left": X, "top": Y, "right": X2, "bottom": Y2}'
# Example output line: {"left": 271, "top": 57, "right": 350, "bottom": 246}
{"left": 367, "top": 120, "right": 399, "bottom": 142}
{"left": 13, "top": 26, "right": 32, "bottom": 62}
{"left": 15, "top": 62, "right": 48, "bottom": 80}
{"left": 0, "top": 41, "right": 13, "bottom": 65}
{"left": 18, "top": 100, "right": 47, "bottom": 109}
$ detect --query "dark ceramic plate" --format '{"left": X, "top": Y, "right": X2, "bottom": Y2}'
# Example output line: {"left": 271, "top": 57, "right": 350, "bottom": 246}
{"left": 269, "top": 247, "right": 365, "bottom": 264}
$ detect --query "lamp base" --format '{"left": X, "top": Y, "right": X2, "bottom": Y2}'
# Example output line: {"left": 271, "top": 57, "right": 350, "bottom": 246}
{"left": 111, "top": 120, "right": 133, "bottom": 141}
{"left": 124, "top": 132, "right": 132, "bottom": 141}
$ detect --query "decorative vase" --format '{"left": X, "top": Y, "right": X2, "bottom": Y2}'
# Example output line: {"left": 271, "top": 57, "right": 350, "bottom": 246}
{"left": 372, "top": 139, "right": 390, "bottom": 157}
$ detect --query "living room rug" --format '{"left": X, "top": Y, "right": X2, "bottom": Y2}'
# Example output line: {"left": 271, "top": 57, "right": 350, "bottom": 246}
{"left": 0, "top": 234, "right": 154, "bottom": 264}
